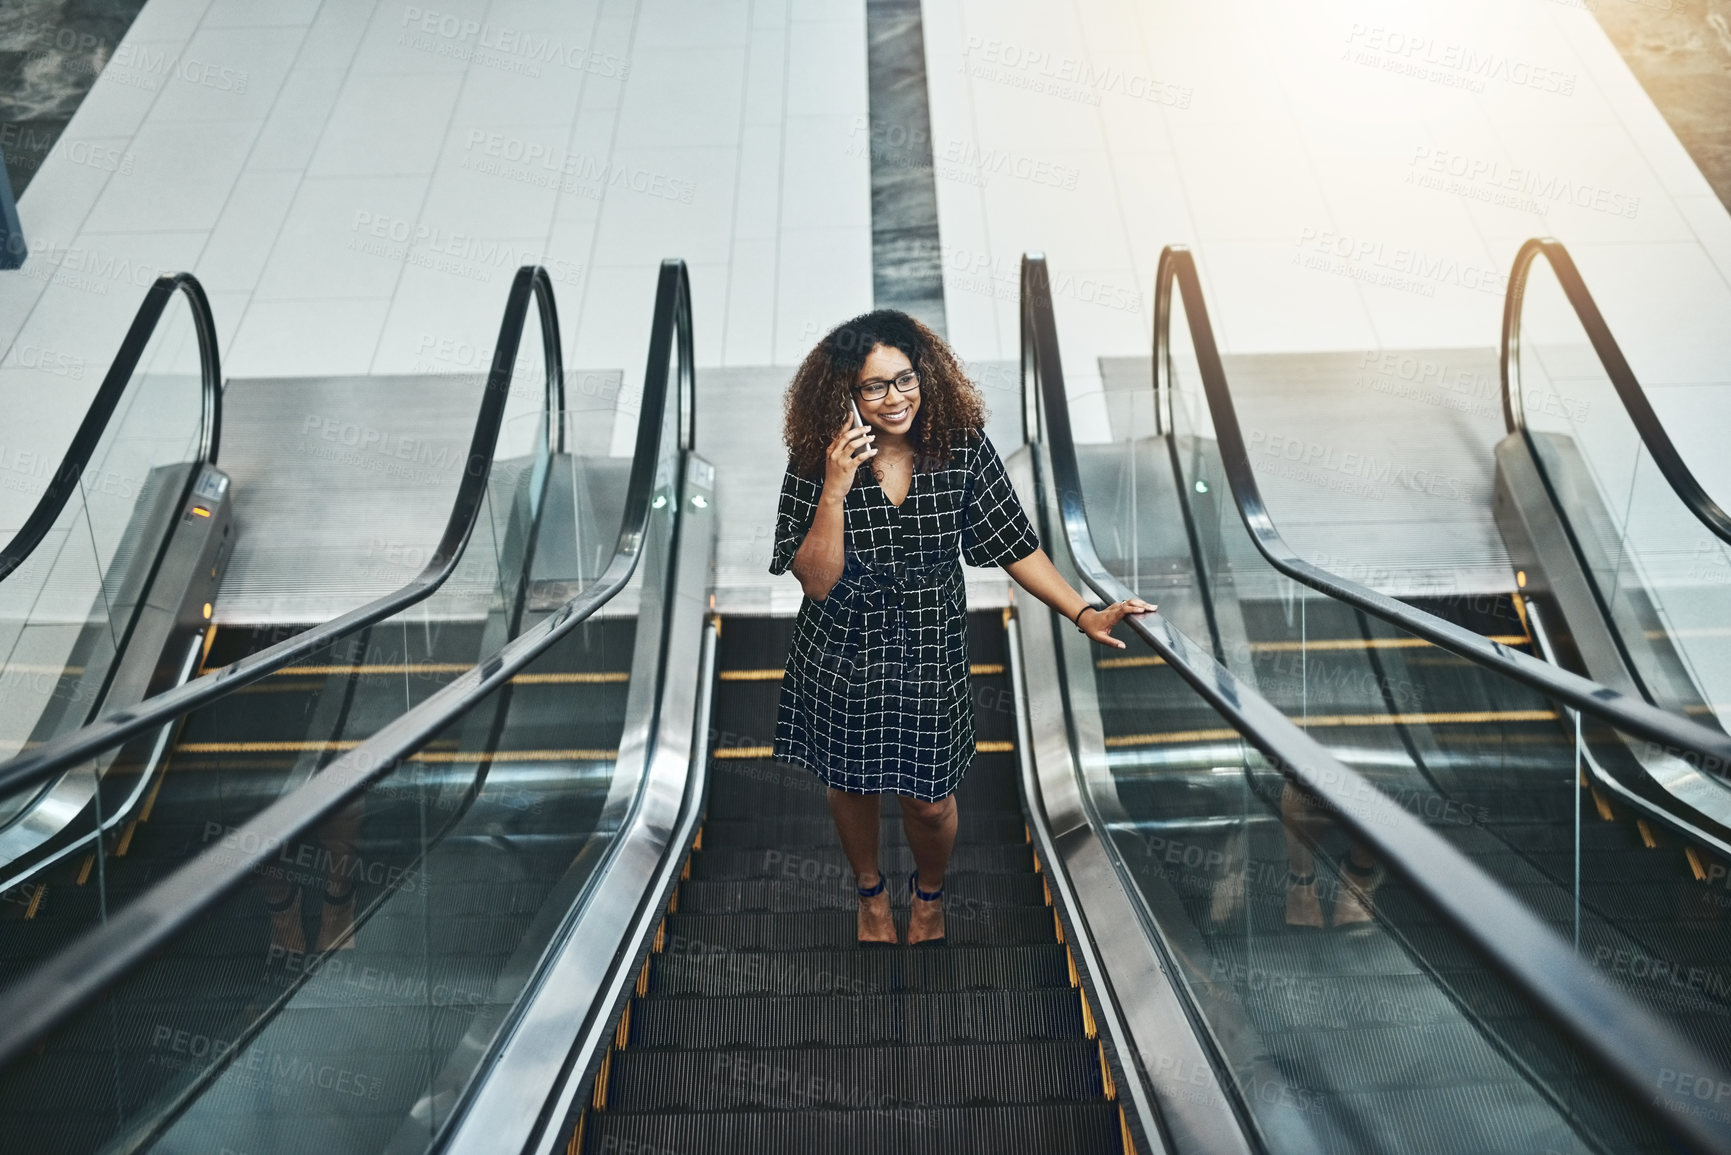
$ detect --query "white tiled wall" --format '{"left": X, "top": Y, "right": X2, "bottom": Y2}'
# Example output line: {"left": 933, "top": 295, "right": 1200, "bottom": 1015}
{"left": 922, "top": 0, "right": 1731, "bottom": 482}
{"left": 0, "top": 0, "right": 872, "bottom": 531}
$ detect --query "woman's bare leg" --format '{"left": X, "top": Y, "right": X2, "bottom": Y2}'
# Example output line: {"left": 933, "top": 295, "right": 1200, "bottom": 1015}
{"left": 899, "top": 794, "right": 956, "bottom": 945}
{"left": 827, "top": 787, "right": 896, "bottom": 944}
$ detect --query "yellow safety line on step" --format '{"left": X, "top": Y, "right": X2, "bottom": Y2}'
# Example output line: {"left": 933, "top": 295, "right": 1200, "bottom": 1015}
{"left": 256, "top": 664, "right": 627, "bottom": 685}
{"left": 513, "top": 671, "right": 629, "bottom": 683}
{"left": 1103, "top": 709, "right": 1557, "bottom": 748}
{"left": 715, "top": 741, "right": 1009, "bottom": 758}
{"left": 1592, "top": 788, "right": 1615, "bottom": 822}
{"left": 274, "top": 663, "right": 474, "bottom": 676}
{"left": 1637, "top": 818, "right": 1658, "bottom": 849}
{"left": 409, "top": 749, "right": 619, "bottom": 764}
{"left": 139, "top": 768, "right": 168, "bottom": 823}
{"left": 24, "top": 885, "right": 43, "bottom": 920}
{"left": 173, "top": 741, "right": 618, "bottom": 762}
{"left": 1686, "top": 846, "right": 1708, "bottom": 882}
{"left": 614, "top": 1001, "right": 631, "bottom": 1050}
{"left": 1509, "top": 593, "right": 1532, "bottom": 642}
{"left": 1098, "top": 654, "right": 1166, "bottom": 669}
{"left": 1095, "top": 635, "right": 1530, "bottom": 670}
{"left": 718, "top": 663, "right": 1005, "bottom": 680}
{"left": 1104, "top": 727, "right": 1242, "bottom": 747}
{"left": 75, "top": 855, "right": 93, "bottom": 886}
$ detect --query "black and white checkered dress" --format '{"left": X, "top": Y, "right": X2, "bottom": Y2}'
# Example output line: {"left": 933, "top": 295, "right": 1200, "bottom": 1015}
{"left": 768, "top": 431, "right": 1039, "bottom": 800}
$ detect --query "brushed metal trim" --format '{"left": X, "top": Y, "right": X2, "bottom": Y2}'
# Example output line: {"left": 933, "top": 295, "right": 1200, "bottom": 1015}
{"left": 428, "top": 459, "right": 715, "bottom": 1155}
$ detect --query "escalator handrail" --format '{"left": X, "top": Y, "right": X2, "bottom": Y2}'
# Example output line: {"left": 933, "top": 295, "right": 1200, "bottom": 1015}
{"left": 0, "top": 272, "right": 221, "bottom": 581}
{"left": 0, "top": 258, "right": 693, "bottom": 1075}
{"left": 0, "top": 265, "right": 568, "bottom": 803}
{"left": 1150, "top": 243, "right": 1731, "bottom": 783}
{"left": 1026, "top": 252, "right": 1731, "bottom": 1155}
{"left": 1503, "top": 236, "right": 1731, "bottom": 546}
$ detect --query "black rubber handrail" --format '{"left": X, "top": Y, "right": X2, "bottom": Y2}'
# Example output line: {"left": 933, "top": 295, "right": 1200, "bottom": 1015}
{"left": 0, "top": 273, "right": 221, "bottom": 582}
{"left": 0, "top": 265, "right": 567, "bottom": 804}
{"left": 1149, "top": 243, "right": 1731, "bottom": 778}
{"left": 1026, "top": 253, "right": 1731, "bottom": 1154}
{"left": 0, "top": 258, "right": 693, "bottom": 1073}
{"left": 1504, "top": 236, "right": 1731, "bottom": 546}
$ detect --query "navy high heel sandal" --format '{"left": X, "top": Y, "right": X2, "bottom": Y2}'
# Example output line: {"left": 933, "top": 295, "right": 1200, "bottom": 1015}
{"left": 908, "top": 871, "right": 946, "bottom": 946}
{"left": 856, "top": 873, "right": 893, "bottom": 947}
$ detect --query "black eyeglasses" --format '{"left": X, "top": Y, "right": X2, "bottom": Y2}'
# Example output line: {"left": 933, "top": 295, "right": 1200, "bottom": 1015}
{"left": 855, "top": 369, "right": 920, "bottom": 402}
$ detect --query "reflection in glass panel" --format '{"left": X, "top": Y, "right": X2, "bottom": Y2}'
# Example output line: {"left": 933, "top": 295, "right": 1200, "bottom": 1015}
{"left": 1518, "top": 258, "right": 1731, "bottom": 734}
{"left": 0, "top": 290, "right": 681, "bottom": 1153}
{"left": 1036, "top": 270, "right": 1691, "bottom": 1151}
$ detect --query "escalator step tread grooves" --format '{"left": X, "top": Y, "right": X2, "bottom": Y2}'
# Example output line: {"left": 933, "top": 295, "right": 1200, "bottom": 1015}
{"left": 689, "top": 843, "right": 1033, "bottom": 880}
{"left": 648, "top": 943, "right": 1074, "bottom": 997}
{"left": 675, "top": 872, "right": 1046, "bottom": 912}
{"left": 699, "top": 811, "right": 1028, "bottom": 846}
{"left": 604, "top": 1039, "right": 1104, "bottom": 1110}
{"left": 587, "top": 614, "right": 1120, "bottom": 1154}
{"left": 662, "top": 908, "right": 1058, "bottom": 949}
{"left": 625, "top": 990, "right": 1087, "bottom": 1048}
{"left": 582, "top": 1103, "right": 1122, "bottom": 1155}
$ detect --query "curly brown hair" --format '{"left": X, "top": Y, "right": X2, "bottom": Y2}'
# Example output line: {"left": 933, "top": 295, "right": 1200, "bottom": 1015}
{"left": 782, "top": 310, "right": 987, "bottom": 478}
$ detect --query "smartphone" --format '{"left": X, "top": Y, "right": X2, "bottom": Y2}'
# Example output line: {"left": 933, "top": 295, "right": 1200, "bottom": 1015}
{"left": 847, "top": 398, "right": 867, "bottom": 458}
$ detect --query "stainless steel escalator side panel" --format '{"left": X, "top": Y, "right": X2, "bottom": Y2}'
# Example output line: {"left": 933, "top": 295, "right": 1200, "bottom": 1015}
{"left": 1008, "top": 592, "right": 1241, "bottom": 1155}
{"left": 0, "top": 464, "right": 233, "bottom": 883}
{"left": 1494, "top": 435, "right": 1731, "bottom": 852}
{"left": 437, "top": 454, "right": 716, "bottom": 1155}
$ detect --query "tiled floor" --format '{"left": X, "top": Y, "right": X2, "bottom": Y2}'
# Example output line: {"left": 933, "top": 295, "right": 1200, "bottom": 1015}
{"left": 3, "top": 0, "right": 1730, "bottom": 601}
{"left": 921, "top": 0, "right": 1731, "bottom": 502}
{"left": 0, "top": 0, "right": 872, "bottom": 535}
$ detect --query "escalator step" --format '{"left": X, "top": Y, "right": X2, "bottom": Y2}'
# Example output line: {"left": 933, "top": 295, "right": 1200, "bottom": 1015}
{"left": 698, "top": 811, "right": 1027, "bottom": 848}
{"left": 677, "top": 872, "right": 1047, "bottom": 913}
{"left": 690, "top": 843, "right": 1033, "bottom": 881}
{"left": 705, "top": 758, "right": 1022, "bottom": 818}
{"left": 582, "top": 1102, "right": 1122, "bottom": 1155}
{"left": 626, "top": 989, "right": 1086, "bottom": 1048}
{"left": 603, "top": 1039, "right": 1103, "bottom": 1111}
{"left": 649, "top": 943, "right": 1072, "bottom": 997}
{"left": 662, "top": 908, "right": 1056, "bottom": 950}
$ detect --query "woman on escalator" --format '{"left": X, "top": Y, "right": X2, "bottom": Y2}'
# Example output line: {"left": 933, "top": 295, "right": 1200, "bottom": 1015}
{"left": 768, "top": 310, "right": 1154, "bottom": 945}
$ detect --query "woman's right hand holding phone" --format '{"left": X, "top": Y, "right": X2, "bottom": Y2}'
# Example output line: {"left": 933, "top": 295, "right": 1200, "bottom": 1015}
{"left": 823, "top": 419, "right": 876, "bottom": 499}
